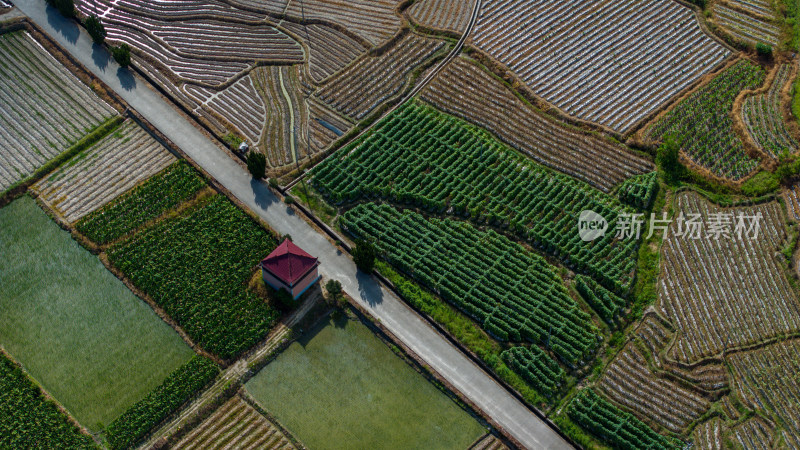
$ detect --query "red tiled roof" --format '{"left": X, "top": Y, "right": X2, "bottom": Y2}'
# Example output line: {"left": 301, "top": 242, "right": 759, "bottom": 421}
{"left": 261, "top": 240, "right": 318, "bottom": 286}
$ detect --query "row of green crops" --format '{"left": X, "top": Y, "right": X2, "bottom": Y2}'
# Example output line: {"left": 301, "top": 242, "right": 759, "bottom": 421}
{"left": 77, "top": 161, "right": 207, "bottom": 244}
{"left": 341, "top": 202, "right": 598, "bottom": 366}
{"left": 105, "top": 356, "right": 219, "bottom": 450}
{"left": 107, "top": 194, "right": 279, "bottom": 360}
{"left": 617, "top": 172, "right": 658, "bottom": 210}
{"left": 312, "top": 101, "right": 639, "bottom": 293}
{"left": 646, "top": 59, "right": 765, "bottom": 180}
{"left": 500, "top": 346, "right": 564, "bottom": 398}
{"left": 574, "top": 275, "right": 627, "bottom": 325}
{"left": 567, "top": 389, "right": 683, "bottom": 450}
{"left": 0, "top": 351, "right": 96, "bottom": 449}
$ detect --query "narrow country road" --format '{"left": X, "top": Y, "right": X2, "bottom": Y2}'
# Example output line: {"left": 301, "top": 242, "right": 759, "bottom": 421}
{"left": 13, "top": 2, "right": 572, "bottom": 448}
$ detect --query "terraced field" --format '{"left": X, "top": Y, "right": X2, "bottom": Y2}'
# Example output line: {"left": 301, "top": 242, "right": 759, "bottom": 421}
{"left": 597, "top": 316, "right": 711, "bottom": 433}
{"left": 742, "top": 63, "right": 797, "bottom": 159}
{"left": 728, "top": 339, "right": 800, "bottom": 448}
{"left": 33, "top": 120, "right": 175, "bottom": 223}
{"left": 316, "top": 33, "right": 447, "bottom": 120}
{"left": 75, "top": 0, "right": 302, "bottom": 86}
{"left": 646, "top": 59, "right": 764, "bottom": 180}
{"left": 282, "top": 22, "right": 367, "bottom": 83}
{"left": 658, "top": 192, "right": 799, "bottom": 363}
{"left": 0, "top": 31, "right": 116, "bottom": 191}
{"left": 420, "top": 57, "right": 653, "bottom": 192}
{"left": 408, "top": 0, "right": 476, "bottom": 34}
{"left": 173, "top": 395, "right": 295, "bottom": 450}
{"left": 471, "top": 0, "right": 731, "bottom": 133}
{"left": 691, "top": 417, "right": 724, "bottom": 450}
{"left": 281, "top": 0, "right": 403, "bottom": 46}
{"left": 712, "top": 0, "right": 781, "bottom": 47}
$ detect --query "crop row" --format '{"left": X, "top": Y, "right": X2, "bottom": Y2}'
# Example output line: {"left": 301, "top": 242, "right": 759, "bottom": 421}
{"left": 646, "top": 60, "right": 764, "bottom": 180}
{"left": 616, "top": 172, "right": 658, "bottom": 210}
{"left": 76, "top": 161, "right": 205, "bottom": 244}
{"left": 0, "top": 31, "right": 116, "bottom": 191}
{"left": 173, "top": 395, "right": 295, "bottom": 449}
{"left": 34, "top": 120, "right": 176, "bottom": 223}
{"left": 730, "top": 417, "right": 775, "bottom": 449}
{"left": 598, "top": 340, "right": 710, "bottom": 433}
{"left": 107, "top": 194, "right": 279, "bottom": 360}
{"left": 0, "top": 351, "right": 96, "bottom": 449}
{"left": 408, "top": 0, "right": 475, "bottom": 34}
{"left": 420, "top": 57, "right": 653, "bottom": 193}
{"left": 784, "top": 182, "right": 800, "bottom": 221}
{"left": 691, "top": 417, "right": 725, "bottom": 450}
{"left": 317, "top": 33, "right": 446, "bottom": 120}
{"left": 341, "top": 202, "right": 598, "bottom": 365}
{"left": 186, "top": 75, "right": 266, "bottom": 146}
{"left": 658, "top": 192, "right": 799, "bottom": 364}
{"left": 742, "top": 63, "right": 797, "bottom": 159}
{"left": 712, "top": 3, "right": 780, "bottom": 47}
{"left": 281, "top": 0, "right": 402, "bottom": 46}
{"left": 313, "top": 101, "right": 639, "bottom": 292}
{"left": 282, "top": 22, "right": 367, "bottom": 83}
{"left": 105, "top": 356, "right": 219, "bottom": 450}
{"left": 567, "top": 388, "right": 684, "bottom": 450}
{"left": 574, "top": 275, "right": 626, "bottom": 324}
{"left": 728, "top": 339, "right": 800, "bottom": 448}
{"left": 500, "top": 346, "right": 564, "bottom": 398}
{"left": 472, "top": 0, "right": 730, "bottom": 132}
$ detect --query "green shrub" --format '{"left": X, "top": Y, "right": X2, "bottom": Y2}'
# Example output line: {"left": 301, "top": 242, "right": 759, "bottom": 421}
{"left": 656, "top": 137, "right": 685, "bottom": 184}
{"left": 574, "top": 275, "right": 627, "bottom": 324}
{"left": 501, "top": 346, "right": 564, "bottom": 398}
{"left": 352, "top": 238, "right": 376, "bottom": 273}
{"left": 741, "top": 170, "right": 780, "bottom": 197}
{"left": 246, "top": 151, "right": 267, "bottom": 179}
{"left": 283, "top": 194, "right": 295, "bottom": 205}
{"left": 111, "top": 44, "right": 131, "bottom": 68}
{"left": 85, "top": 15, "right": 106, "bottom": 44}
{"left": 105, "top": 356, "right": 219, "bottom": 450}
{"left": 756, "top": 42, "right": 773, "bottom": 58}
{"left": 617, "top": 172, "right": 658, "bottom": 210}
{"left": 325, "top": 279, "right": 343, "bottom": 302}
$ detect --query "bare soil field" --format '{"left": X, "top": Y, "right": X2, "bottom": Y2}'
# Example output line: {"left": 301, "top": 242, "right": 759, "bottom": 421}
{"left": 419, "top": 57, "right": 653, "bottom": 192}
{"left": 33, "top": 120, "right": 175, "bottom": 222}
{"left": 470, "top": 0, "right": 731, "bottom": 133}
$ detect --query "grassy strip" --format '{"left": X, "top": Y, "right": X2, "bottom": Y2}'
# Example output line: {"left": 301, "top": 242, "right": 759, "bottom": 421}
{"left": 76, "top": 161, "right": 206, "bottom": 244}
{"left": 104, "top": 356, "right": 219, "bottom": 450}
{"left": 0, "top": 350, "right": 96, "bottom": 449}
{"left": 1, "top": 115, "right": 123, "bottom": 201}
{"left": 376, "top": 261, "right": 550, "bottom": 408}
{"left": 107, "top": 195, "right": 279, "bottom": 360}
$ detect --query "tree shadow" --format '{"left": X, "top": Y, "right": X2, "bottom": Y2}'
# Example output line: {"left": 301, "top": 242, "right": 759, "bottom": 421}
{"left": 91, "top": 43, "right": 110, "bottom": 72}
{"left": 250, "top": 178, "right": 278, "bottom": 210}
{"left": 356, "top": 271, "right": 384, "bottom": 307}
{"left": 45, "top": 4, "right": 79, "bottom": 44}
{"left": 117, "top": 67, "right": 136, "bottom": 90}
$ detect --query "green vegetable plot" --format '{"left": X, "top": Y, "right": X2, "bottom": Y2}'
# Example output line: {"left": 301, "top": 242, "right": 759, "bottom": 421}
{"left": 568, "top": 389, "right": 683, "bottom": 450}
{"left": 108, "top": 195, "right": 279, "bottom": 360}
{"left": 646, "top": 60, "right": 765, "bottom": 180}
{"left": 0, "top": 352, "right": 96, "bottom": 449}
{"left": 313, "top": 101, "right": 638, "bottom": 292}
{"left": 341, "top": 202, "right": 597, "bottom": 365}
{"left": 77, "top": 161, "right": 206, "bottom": 244}
{"left": 501, "top": 346, "right": 564, "bottom": 398}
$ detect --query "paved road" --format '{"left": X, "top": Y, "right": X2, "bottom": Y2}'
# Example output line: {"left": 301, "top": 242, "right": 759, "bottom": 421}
{"left": 13, "top": 2, "right": 572, "bottom": 448}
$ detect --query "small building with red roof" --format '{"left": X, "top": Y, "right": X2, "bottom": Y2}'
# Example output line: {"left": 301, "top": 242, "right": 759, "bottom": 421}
{"left": 261, "top": 239, "right": 320, "bottom": 299}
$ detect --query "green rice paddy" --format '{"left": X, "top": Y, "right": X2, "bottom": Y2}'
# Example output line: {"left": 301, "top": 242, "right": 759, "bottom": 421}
{"left": 245, "top": 314, "right": 486, "bottom": 449}
{"left": 0, "top": 197, "right": 194, "bottom": 431}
